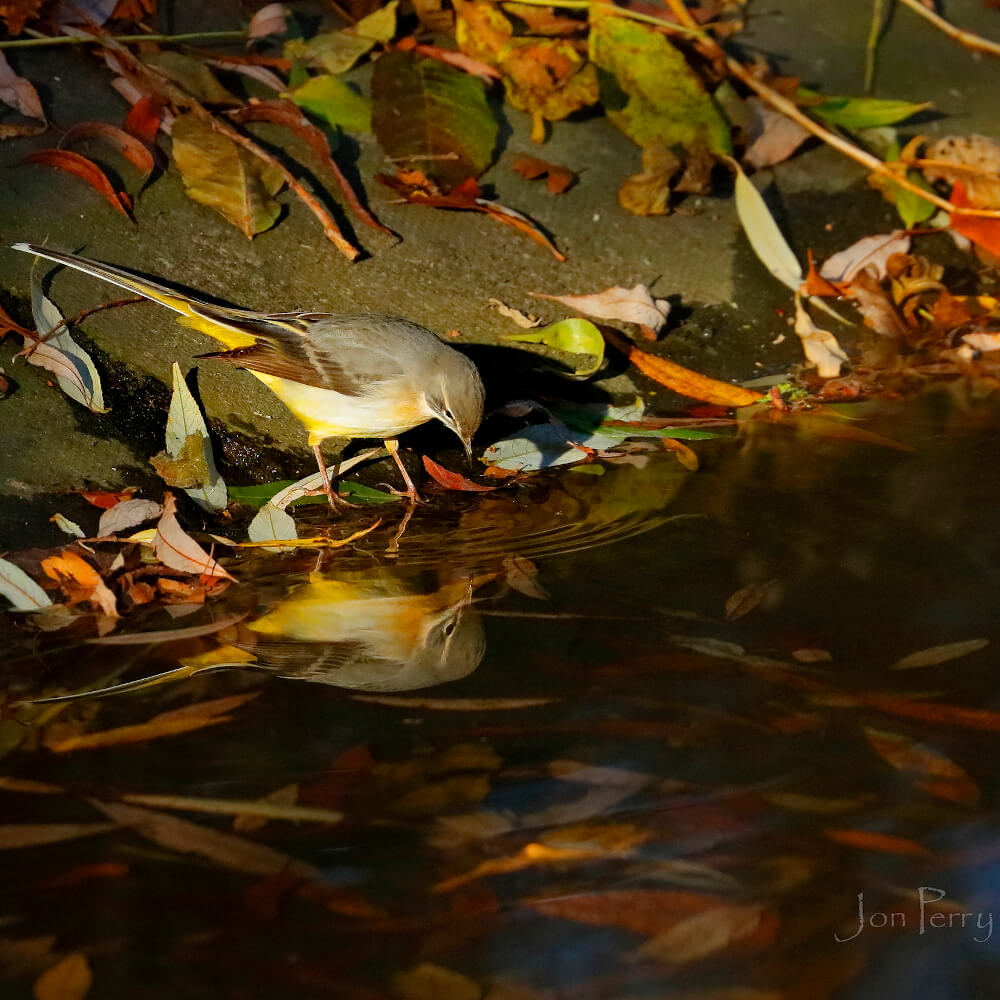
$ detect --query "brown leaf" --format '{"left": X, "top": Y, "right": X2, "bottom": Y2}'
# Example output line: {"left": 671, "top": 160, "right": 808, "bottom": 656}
{"left": 744, "top": 98, "right": 809, "bottom": 169}
{"left": 824, "top": 828, "right": 932, "bottom": 857}
{"left": 395, "top": 36, "right": 498, "bottom": 82}
{"left": 0, "top": 823, "right": 117, "bottom": 849}
{"left": 724, "top": 579, "right": 778, "bottom": 620}
{"left": 89, "top": 800, "right": 317, "bottom": 877}
{"left": 60, "top": 121, "right": 154, "bottom": 176}
{"left": 0, "top": 50, "right": 44, "bottom": 120}
{"left": 422, "top": 455, "right": 499, "bottom": 492}
{"left": 154, "top": 493, "right": 233, "bottom": 579}
{"left": 393, "top": 963, "right": 482, "bottom": 1000}
{"left": 351, "top": 695, "right": 554, "bottom": 710}
{"left": 502, "top": 555, "right": 549, "bottom": 599}
{"left": 637, "top": 903, "right": 769, "bottom": 964}
{"left": 88, "top": 611, "right": 245, "bottom": 645}
{"left": 890, "top": 638, "right": 989, "bottom": 670}
{"left": 864, "top": 727, "right": 980, "bottom": 805}
{"left": 820, "top": 231, "right": 911, "bottom": 283}
{"left": 846, "top": 270, "right": 909, "bottom": 338}
{"left": 532, "top": 283, "right": 670, "bottom": 333}
{"left": 248, "top": 2, "right": 286, "bottom": 41}
{"left": 922, "top": 135, "right": 1000, "bottom": 209}
{"left": 33, "top": 953, "right": 92, "bottom": 1000}
{"left": 40, "top": 550, "right": 118, "bottom": 617}
{"left": 21, "top": 149, "right": 132, "bottom": 219}
{"left": 511, "top": 155, "right": 577, "bottom": 194}
{"left": 604, "top": 330, "right": 763, "bottom": 407}
{"left": 618, "top": 143, "right": 680, "bottom": 216}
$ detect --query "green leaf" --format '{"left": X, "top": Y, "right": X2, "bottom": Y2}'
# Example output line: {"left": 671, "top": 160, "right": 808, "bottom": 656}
{"left": 804, "top": 92, "right": 931, "bottom": 130}
{"left": 895, "top": 172, "right": 937, "bottom": 228}
{"left": 0, "top": 557, "right": 51, "bottom": 611}
{"left": 286, "top": 73, "right": 372, "bottom": 132}
{"left": 229, "top": 479, "right": 397, "bottom": 507}
{"left": 506, "top": 318, "right": 605, "bottom": 377}
{"left": 588, "top": 11, "right": 730, "bottom": 155}
{"left": 161, "top": 362, "right": 227, "bottom": 512}
{"left": 171, "top": 113, "right": 284, "bottom": 237}
{"left": 284, "top": 2, "right": 397, "bottom": 74}
{"left": 372, "top": 51, "right": 497, "bottom": 188}
{"left": 354, "top": 0, "right": 398, "bottom": 43}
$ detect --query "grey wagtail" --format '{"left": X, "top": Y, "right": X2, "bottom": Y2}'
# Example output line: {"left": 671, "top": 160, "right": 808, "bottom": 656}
{"left": 12, "top": 243, "right": 486, "bottom": 505}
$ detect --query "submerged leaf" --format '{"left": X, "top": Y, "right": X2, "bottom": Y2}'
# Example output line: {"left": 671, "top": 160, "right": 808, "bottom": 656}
{"left": 32, "top": 953, "right": 92, "bottom": 1000}
{"left": 171, "top": 112, "right": 283, "bottom": 237}
{"left": 588, "top": 10, "right": 730, "bottom": 155}
{"left": 372, "top": 51, "right": 497, "bottom": 188}
{"left": 506, "top": 318, "right": 604, "bottom": 376}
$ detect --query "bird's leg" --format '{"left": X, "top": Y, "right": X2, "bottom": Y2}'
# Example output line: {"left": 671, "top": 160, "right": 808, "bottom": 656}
{"left": 311, "top": 442, "right": 339, "bottom": 510}
{"left": 384, "top": 438, "right": 422, "bottom": 504}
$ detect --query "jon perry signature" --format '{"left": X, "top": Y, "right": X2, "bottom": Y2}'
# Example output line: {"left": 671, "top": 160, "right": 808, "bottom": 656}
{"left": 836, "top": 887, "right": 993, "bottom": 943}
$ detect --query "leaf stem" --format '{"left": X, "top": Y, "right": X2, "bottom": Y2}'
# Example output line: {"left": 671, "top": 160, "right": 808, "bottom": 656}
{"left": 1, "top": 29, "right": 247, "bottom": 50}
{"left": 498, "top": 0, "right": 702, "bottom": 35}
{"left": 896, "top": 0, "right": 1000, "bottom": 58}
{"left": 864, "top": 0, "right": 886, "bottom": 93}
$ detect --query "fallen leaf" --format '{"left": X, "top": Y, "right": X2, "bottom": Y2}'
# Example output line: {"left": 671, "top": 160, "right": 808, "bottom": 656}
{"left": 40, "top": 550, "right": 117, "bottom": 617}
{"left": 661, "top": 436, "right": 698, "bottom": 469}
{"left": 824, "top": 827, "right": 932, "bottom": 856}
{"left": 847, "top": 269, "right": 909, "bottom": 337}
{"left": 232, "top": 784, "right": 299, "bottom": 833}
{"left": 248, "top": 1, "right": 286, "bottom": 42}
{"left": 121, "top": 791, "right": 340, "bottom": 826}
{"left": 637, "top": 904, "right": 768, "bottom": 964}
{"left": 487, "top": 298, "right": 539, "bottom": 328}
{"left": 0, "top": 824, "right": 117, "bottom": 851}
{"left": 285, "top": 73, "right": 372, "bottom": 132}
{"left": 744, "top": 98, "right": 810, "bottom": 169}
{"left": 411, "top": 0, "right": 453, "bottom": 32}
{"left": 794, "top": 296, "right": 849, "bottom": 378}
{"left": 506, "top": 318, "right": 604, "bottom": 376}
{"left": 865, "top": 727, "right": 980, "bottom": 805}
{"left": 124, "top": 95, "right": 166, "bottom": 144}
{"left": 23, "top": 282, "right": 108, "bottom": 413}
{"left": 171, "top": 112, "right": 283, "bottom": 237}
{"left": 90, "top": 799, "right": 317, "bottom": 877}
{"left": 32, "top": 953, "right": 92, "bottom": 1000}
{"left": 76, "top": 487, "right": 135, "bottom": 509}
{"left": 22, "top": 149, "right": 132, "bottom": 218}
{"left": 97, "top": 498, "right": 162, "bottom": 536}
{"left": 618, "top": 142, "right": 680, "bottom": 216}
{"left": 395, "top": 37, "right": 499, "bottom": 83}
{"left": 890, "top": 638, "right": 989, "bottom": 670}
{"left": 0, "top": 557, "right": 52, "bottom": 610}
{"left": 38, "top": 861, "right": 129, "bottom": 888}
{"left": 724, "top": 579, "right": 778, "bottom": 620}
{"left": 588, "top": 9, "right": 729, "bottom": 154}
{"left": 511, "top": 155, "right": 577, "bottom": 194}
{"left": 806, "top": 92, "right": 930, "bottom": 130}
{"left": 604, "top": 330, "right": 763, "bottom": 407}
{"left": 49, "top": 513, "right": 85, "bottom": 538}
{"left": 59, "top": 120, "right": 154, "bottom": 175}
{"left": 820, "top": 231, "right": 911, "bottom": 283}
{"left": 922, "top": 134, "right": 1000, "bottom": 208}
{"left": 247, "top": 502, "right": 298, "bottom": 552}
{"left": 733, "top": 162, "right": 801, "bottom": 293}
{"left": 372, "top": 51, "right": 497, "bottom": 189}
{"left": 532, "top": 284, "right": 671, "bottom": 334}
{"left": 153, "top": 493, "right": 234, "bottom": 579}
{"left": 950, "top": 180, "right": 1000, "bottom": 257}
{"left": 422, "top": 455, "right": 499, "bottom": 491}
{"left": 0, "top": 50, "right": 44, "bottom": 120}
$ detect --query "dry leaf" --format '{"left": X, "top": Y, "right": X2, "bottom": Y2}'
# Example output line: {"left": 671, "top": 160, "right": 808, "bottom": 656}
{"left": 0, "top": 823, "right": 117, "bottom": 849}
{"left": 724, "top": 579, "right": 778, "bottom": 620}
{"left": 794, "top": 296, "right": 849, "bottom": 379}
{"left": 248, "top": 1, "right": 286, "bottom": 41}
{"left": 154, "top": 493, "right": 233, "bottom": 579}
{"left": 393, "top": 963, "right": 482, "bottom": 1000}
{"left": 488, "top": 298, "right": 539, "bottom": 328}
{"left": 824, "top": 827, "right": 932, "bottom": 856}
{"left": 865, "top": 727, "right": 980, "bottom": 805}
{"left": 422, "top": 456, "right": 499, "bottom": 492}
{"left": 847, "top": 270, "right": 910, "bottom": 338}
{"left": 0, "top": 50, "right": 44, "bottom": 120}
{"left": 618, "top": 142, "right": 679, "bottom": 216}
{"left": 744, "top": 98, "right": 809, "bottom": 169}
{"left": 532, "top": 283, "right": 670, "bottom": 334}
{"left": 511, "top": 155, "right": 578, "bottom": 194}
{"left": 22, "top": 149, "right": 132, "bottom": 218}
{"left": 98, "top": 498, "right": 162, "bottom": 536}
{"left": 923, "top": 135, "right": 1000, "bottom": 209}
{"left": 59, "top": 120, "right": 154, "bottom": 175}
{"left": 890, "top": 638, "right": 989, "bottom": 670}
{"left": 820, "top": 231, "right": 911, "bottom": 283}
{"left": 33, "top": 953, "right": 92, "bottom": 1000}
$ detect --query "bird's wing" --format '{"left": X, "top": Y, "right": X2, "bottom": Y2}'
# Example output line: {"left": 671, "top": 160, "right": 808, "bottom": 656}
{"left": 191, "top": 307, "right": 410, "bottom": 395}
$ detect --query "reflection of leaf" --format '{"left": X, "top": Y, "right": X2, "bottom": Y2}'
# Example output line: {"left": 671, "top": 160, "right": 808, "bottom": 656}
{"left": 171, "top": 112, "right": 283, "bottom": 237}
{"left": 0, "top": 824, "right": 115, "bottom": 849}
{"left": 160, "top": 363, "right": 227, "bottom": 511}
{"left": 0, "top": 557, "right": 51, "bottom": 610}
{"left": 589, "top": 10, "right": 730, "bottom": 155}
{"left": 637, "top": 904, "right": 769, "bottom": 964}
{"left": 392, "top": 963, "right": 481, "bottom": 1000}
{"left": 506, "top": 318, "right": 604, "bottom": 376}
{"left": 22, "top": 148, "right": 132, "bottom": 218}
{"left": 372, "top": 51, "right": 497, "bottom": 189}
{"left": 286, "top": 73, "right": 372, "bottom": 132}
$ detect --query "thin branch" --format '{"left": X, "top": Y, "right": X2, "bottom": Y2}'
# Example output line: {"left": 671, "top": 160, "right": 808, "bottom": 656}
{"left": 1, "top": 29, "right": 246, "bottom": 49}
{"left": 896, "top": 0, "right": 1000, "bottom": 57}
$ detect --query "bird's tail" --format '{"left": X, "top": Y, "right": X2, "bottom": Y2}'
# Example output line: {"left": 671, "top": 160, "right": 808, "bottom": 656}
{"left": 11, "top": 243, "right": 256, "bottom": 349}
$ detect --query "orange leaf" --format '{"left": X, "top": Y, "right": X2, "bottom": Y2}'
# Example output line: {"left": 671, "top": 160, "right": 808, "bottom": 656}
{"left": 804, "top": 249, "right": 845, "bottom": 297}
{"left": 60, "top": 120, "right": 155, "bottom": 176}
{"left": 124, "top": 95, "right": 165, "bottom": 144}
{"left": 511, "top": 154, "right": 578, "bottom": 194}
{"left": 422, "top": 455, "right": 499, "bottom": 492}
{"left": 41, "top": 550, "right": 101, "bottom": 589}
{"left": 22, "top": 149, "right": 134, "bottom": 219}
{"left": 825, "top": 828, "right": 932, "bottom": 857}
{"left": 75, "top": 487, "right": 136, "bottom": 509}
{"left": 603, "top": 330, "right": 763, "bottom": 407}
{"left": 951, "top": 180, "right": 1000, "bottom": 257}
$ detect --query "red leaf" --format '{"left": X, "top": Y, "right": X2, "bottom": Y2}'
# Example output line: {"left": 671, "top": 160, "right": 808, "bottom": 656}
{"left": 22, "top": 149, "right": 133, "bottom": 219}
{"left": 511, "top": 155, "right": 578, "bottom": 195}
{"left": 60, "top": 120, "right": 154, "bottom": 176}
{"left": 124, "top": 95, "right": 165, "bottom": 144}
{"left": 951, "top": 180, "right": 1000, "bottom": 257}
{"left": 75, "top": 487, "right": 136, "bottom": 510}
{"left": 422, "top": 455, "right": 499, "bottom": 492}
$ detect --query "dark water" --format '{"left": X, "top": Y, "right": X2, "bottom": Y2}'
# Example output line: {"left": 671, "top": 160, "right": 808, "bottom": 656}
{"left": 5, "top": 388, "right": 1000, "bottom": 999}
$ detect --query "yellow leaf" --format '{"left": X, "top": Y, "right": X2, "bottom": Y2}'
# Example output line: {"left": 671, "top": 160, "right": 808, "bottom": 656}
{"left": 33, "top": 953, "right": 92, "bottom": 1000}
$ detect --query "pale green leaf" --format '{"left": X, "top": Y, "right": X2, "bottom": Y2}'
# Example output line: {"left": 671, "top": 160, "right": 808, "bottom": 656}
{"left": 732, "top": 163, "right": 801, "bottom": 292}
{"left": 50, "top": 513, "right": 85, "bottom": 538}
{"left": 0, "top": 557, "right": 51, "bottom": 610}
{"left": 506, "top": 318, "right": 604, "bottom": 377}
{"left": 286, "top": 73, "right": 372, "bottom": 132}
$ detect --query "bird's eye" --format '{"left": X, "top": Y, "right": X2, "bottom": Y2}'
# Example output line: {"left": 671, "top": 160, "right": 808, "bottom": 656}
{"left": 444, "top": 621, "right": 456, "bottom": 637}
{"left": 444, "top": 409, "right": 454, "bottom": 421}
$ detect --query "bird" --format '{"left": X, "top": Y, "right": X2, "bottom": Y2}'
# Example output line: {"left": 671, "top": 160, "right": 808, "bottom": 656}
{"left": 12, "top": 243, "right": 486, "bottom": 506}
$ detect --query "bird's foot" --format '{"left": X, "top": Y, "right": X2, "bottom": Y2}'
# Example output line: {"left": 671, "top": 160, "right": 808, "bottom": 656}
{"left": 380, "top": 482, "right": 425, "bottom": 505}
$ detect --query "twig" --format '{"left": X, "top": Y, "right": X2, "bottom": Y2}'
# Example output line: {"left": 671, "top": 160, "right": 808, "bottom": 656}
{"left": 896, "top": 0, "right": 1000, "bottom": 57}
{"left": 864, "top": 0, "right": 887, "bottom": 93}
{"left": 1, "top": 29, "right": 247, "bottom": 49}
{"left": 495, "top": 0, "right": 702, "bottom": 35}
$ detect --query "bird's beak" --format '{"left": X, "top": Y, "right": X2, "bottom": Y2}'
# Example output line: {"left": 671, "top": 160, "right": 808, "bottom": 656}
{"left": 461, "top": 435, "right": 475, "bottom": 465}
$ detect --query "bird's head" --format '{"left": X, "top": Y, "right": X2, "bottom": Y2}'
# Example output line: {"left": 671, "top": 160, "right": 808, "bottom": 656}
{"left": 425, "top": 353, "right": 485, "bottom": 462}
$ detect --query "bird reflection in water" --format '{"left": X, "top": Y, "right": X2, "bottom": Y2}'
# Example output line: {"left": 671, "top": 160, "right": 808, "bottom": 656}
{"left": 22, "top": 570, "right": 494, "bottom": 703}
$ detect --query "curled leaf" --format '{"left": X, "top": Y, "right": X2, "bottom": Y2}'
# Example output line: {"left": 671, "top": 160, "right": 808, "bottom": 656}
{"left": 22, "top": 148, "right": 133, "bottom": 219}
{"left": 511, "top": 155, "right": 578, "bottom": 194}
{"left": 506, "top": 318, "right": 604, "bottom": 377}
{"left": 820, "top": 231, "right": 911, "bottom": 283}
{"left": 59, "top": 120, "right": 154, "bottom": 175}
{"left": 793, "top": 296, "right": 848, "bottom": 379}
